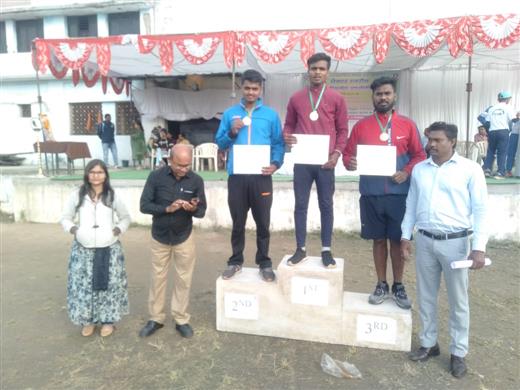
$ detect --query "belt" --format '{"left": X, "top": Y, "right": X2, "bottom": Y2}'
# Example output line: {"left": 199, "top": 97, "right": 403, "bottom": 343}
{"left": 418, "top": 229, "right": 472, "bottom": 240}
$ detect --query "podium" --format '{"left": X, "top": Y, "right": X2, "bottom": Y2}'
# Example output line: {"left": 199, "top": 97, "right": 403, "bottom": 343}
{"left": 216, "top": 255, "right": 411, "bottom": 351}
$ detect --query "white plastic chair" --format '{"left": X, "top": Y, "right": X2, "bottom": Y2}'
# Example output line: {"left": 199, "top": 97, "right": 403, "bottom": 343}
{"left": 194, "top": 142, "right": 218, "bottom": 171}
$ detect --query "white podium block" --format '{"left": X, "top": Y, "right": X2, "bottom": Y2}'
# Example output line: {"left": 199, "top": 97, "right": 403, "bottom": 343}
{"left": 216, "top": 256, "right": 412, "bottom": 351}
{"left": 342, "top": 292, "right": 412, "bottom": 351}
{"left": 277, "top": 255, "right": 344, "bottom": 312}
{"left": 216, "top": 267, "right": 344, "bottom": 344}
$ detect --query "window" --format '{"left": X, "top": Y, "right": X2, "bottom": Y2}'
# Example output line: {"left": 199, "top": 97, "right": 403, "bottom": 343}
{"left": 0, "top": 22, "right": 7, "bottom": 53}
{"left": 108, "top": 12, "right": 140, "bottom": 35}
{"left": 16, "top": 19, "right": 43, "bottom": 52}
{"left": 19, "top": 104, "right": 31, "bottom": 118}
{"left": 116, "top": 102, "right": 140, "bottom": 135}
{"left": 67, "top": 15, "right": 97, "bottom": 38}
{"left": 69, "top": 102, "right": 102, "bottom": 135}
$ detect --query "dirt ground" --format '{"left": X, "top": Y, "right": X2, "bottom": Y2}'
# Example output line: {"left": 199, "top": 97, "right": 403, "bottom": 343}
{"left": 1, "top": 222, "right": 519, "bottom": 390}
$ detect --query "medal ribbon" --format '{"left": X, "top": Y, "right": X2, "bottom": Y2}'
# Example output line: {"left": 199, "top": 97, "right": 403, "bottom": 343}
{"left": 245, "top": 103, "right": 255, "bottom": 144}
{"left": 374, "top": 111, "right": 393, "bottom": 145}
{"left": 308, "top": 84, "right": 326, "bottom": 115}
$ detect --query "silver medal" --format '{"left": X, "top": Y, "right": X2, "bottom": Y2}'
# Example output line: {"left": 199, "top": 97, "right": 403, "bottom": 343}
{"left": 379, "top": 133, "right": 389, "bottom": 142}
{"left": 309, "top": 111, "right": 319, "bottom": 121}
{"left": 242, "top": 116, "right": 252, "bottom": 126}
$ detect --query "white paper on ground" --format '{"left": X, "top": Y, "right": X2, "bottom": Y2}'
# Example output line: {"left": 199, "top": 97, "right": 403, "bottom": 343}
{"left": 233, "top": 145, "right": 271, "bottom": 174}
{"left": 450, "top": 258, "right": 492, "bottom": 269}
{"left": 290, "top": 134, "right": 330, "bottom": 165}
{"left": 356, "top": 145, "right": 396, "bottom": 176}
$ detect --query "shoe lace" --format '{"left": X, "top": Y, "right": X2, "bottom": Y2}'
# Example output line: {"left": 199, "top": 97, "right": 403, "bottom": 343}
{"left": 394, "top": 286, "right": 408, "bottom": 299}
{"left": 375, "top": 283, "right": 387, "bottom": 295}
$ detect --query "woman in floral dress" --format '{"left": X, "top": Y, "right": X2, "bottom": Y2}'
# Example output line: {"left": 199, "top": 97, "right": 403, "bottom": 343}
{"left": 61, "top": 159, "right": 131, "bottom": 337}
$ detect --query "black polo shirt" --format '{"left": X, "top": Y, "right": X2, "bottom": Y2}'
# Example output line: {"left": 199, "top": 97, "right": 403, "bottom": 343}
{"left": 140, "top": 166, "right": 206, "bottom": 245}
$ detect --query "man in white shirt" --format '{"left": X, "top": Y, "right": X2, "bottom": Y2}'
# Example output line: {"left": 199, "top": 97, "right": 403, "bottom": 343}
{"left": 481, "top": 91, "right": 515, "bottom": 178}
{"left": 401, "top": 122, "right": 488, "bottom": 379}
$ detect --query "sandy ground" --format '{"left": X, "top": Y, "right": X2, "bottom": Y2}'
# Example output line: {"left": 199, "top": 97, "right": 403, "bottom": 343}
{"left": 1, "top": 222, "right": 519, "bottom": 390}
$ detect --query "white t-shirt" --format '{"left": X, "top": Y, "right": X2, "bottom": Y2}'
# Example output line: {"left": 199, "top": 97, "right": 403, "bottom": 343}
{"left": 485, "top": 102, "right": 514, "bottom": 131}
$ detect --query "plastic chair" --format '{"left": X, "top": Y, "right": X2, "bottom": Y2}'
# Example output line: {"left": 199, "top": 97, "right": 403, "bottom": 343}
{"left": 194, "top": 142, "right": 218, "bottom": 171}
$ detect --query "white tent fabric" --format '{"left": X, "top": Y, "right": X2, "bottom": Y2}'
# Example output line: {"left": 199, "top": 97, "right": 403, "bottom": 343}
{"left": 132, "top": 87, "right": 237, "bottom": 121}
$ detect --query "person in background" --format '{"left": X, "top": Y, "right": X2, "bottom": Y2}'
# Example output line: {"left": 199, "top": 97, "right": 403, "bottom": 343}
{"left": 148, "top": 126, "right": 161, "bottom": 169}
{"left": 473, "top": 125, "right": 488, "bottom": 143}
{"left": 139, "top": 144, "right": 206, "bottom": 339}
{"left": 97, "top": 114, "right": 119, "bottom": 168}
{"left": 505, "top": 111, "right": 520, "bottom": 177}
{"left": 61, "top": 159, "right": 130, "bottom": 337}
{"left": 343, "top": 76, "right": 426, "bottom": 309}
{"left": 130, "top": 118, "right": 148, "bottom": 169}
{"left": 177, "top": 132, "right": 191, "bottom": 145}
{"left": 155, "top": 128, "right": 174, "bottom": 167}
{"left": 283, "top": 52, "right": 348, "bottom": 268}
{"left": 481, "top": 91, "right": 515, "bottom": 178}
{"left": 402, "top": 121, "right": 488, "bottom": 379}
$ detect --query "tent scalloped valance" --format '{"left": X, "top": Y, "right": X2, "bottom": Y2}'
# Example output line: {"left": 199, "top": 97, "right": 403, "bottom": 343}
{"left": 33, "top": 13, "right": 519, "bottom": 90}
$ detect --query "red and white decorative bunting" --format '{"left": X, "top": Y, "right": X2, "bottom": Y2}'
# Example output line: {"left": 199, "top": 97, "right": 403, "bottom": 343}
{"left": 471, "top": 14, "right": 520, "bottom": 49}
{"left": 176, "top": 36, "right": 221, "bottom": 65}
{"left": 246, "top": 31, "right": 302, "bottom": 63}
{"left": 318, "top": 27, "right": 370, "bottom": 60}
{"left": 393, "top": 20, "right": 448, "bottom": 57}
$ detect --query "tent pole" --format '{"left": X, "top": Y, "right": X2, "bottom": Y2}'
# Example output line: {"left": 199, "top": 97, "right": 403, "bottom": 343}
{"left": 465, "top": 55, "right": 472, "bottom": 158}
{"left": 33, "top": 43, "right": 46, "bottom": 177}
{"left": 231, "top": 60, "right": 236, "bottom": 99}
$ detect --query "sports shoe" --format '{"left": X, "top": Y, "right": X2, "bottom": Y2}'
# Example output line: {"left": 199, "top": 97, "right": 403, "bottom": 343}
{"left": 222, "top": 264, "right": 242, "bottom": 280}
{"left": 484, "top": 169, "right": 492, "bottom": 178}
{"left": 368, "top": 281, "right": 389, "bottom": 305}
{"left": 259, "top": 267, "right": 276, "bottom": 282}
{"left": 287, "top": 248, "right": 307, "bottom": 266}
{"left": 505, "top": 171, "right": 513, "bottom": 177}
{"left": 321, "top": 250, "right": 336, "bottom": 268}
{"left": 494, "top": 173, "right": 505, "bottom": 180}
{"left": 392, "top": 284, "right": 412, "bottom": 309}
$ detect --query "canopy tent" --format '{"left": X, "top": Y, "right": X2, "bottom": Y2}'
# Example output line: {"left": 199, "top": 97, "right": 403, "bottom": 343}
{"left": 31, "top": 13, "right": 520, "bottom": 148}
{"left": 33, "top": 14, "right": 520, "bottom": 82}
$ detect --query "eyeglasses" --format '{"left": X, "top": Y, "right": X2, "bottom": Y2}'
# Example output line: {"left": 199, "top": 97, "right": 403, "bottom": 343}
{"left": 88, "top": 171, "right": 106, "bottom": 176}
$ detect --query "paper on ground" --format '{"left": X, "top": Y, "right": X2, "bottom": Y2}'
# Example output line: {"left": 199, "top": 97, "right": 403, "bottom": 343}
{"left": 233, "top": 145, "right": 271, "bottom": 174}
{"left": 356, "top": 145, "right": 396, "bottom": 176}
{"left": 290, "top": 134, "right": 330, "bottom": 165}
{"left": 450, "top": 258, "right": 492, "bottom": 269}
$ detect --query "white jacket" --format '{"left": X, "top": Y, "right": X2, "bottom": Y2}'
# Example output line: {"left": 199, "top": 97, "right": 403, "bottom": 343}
{"left": 61, "top": 188, "right": 131, "bottom": 248}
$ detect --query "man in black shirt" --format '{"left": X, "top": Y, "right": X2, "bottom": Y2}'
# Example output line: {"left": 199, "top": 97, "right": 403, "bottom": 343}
{"left": 139, "top": 144, "right": 206, "bottom": 338}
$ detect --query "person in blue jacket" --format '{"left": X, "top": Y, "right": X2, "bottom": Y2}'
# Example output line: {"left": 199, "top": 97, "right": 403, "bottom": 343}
{"left": 215, "top": 69, "right": 285, "bottom": 282}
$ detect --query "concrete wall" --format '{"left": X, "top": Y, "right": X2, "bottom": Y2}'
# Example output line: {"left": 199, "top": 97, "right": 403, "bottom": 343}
{"left": 1, "top": 176, "right": 519, "bottom": 241}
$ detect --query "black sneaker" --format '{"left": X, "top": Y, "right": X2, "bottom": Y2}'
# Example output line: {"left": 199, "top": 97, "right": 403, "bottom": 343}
{"left": 287, "top": 248, "right": 307, "bottom": 266}
{"left": 484, "top": 169, "right": 492, "bottom": 178}
{"left": 392, "top": 284, "right": 412, "bottom": 309}
{"left": 321, "top": 250, "right": 336, "bottom": 268}
{"left": 222, "top": 264, "right": 242, "bottom": 280}
{"left": 259, "top": 267, "right": 276, "bottom": 282}
{"left": 368, "top": 281, "right": 389, "bottom": 305}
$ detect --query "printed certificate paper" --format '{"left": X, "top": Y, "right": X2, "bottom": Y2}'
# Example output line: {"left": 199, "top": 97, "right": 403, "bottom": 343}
{"left": 356, "top": 145, "right": 396, "bottom": 176}
{"left": 233, "top": 145, "right": 271, "bottom": 174}
{"left": 290, "top": 134, "right": 330, "bottom": 165}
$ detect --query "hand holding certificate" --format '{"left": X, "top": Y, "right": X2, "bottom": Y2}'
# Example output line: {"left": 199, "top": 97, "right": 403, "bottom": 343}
{"left": 356, "top": 145, "right": 396, "bottom": 176}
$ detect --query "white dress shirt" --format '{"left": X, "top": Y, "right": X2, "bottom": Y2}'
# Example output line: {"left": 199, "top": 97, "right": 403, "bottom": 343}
{"left": 401, "top": 152, "right": 488, "bottom": 251}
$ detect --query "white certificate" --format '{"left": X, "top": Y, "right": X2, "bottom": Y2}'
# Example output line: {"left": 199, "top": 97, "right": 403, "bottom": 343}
{"left": 290, "top": 134, "right": 330, "bottom": 165}
{"left": 356, "top": 145, "right": 396, "bottom": 176}
{"left": 233, "top": 145, "right": 271, "bottom": 174}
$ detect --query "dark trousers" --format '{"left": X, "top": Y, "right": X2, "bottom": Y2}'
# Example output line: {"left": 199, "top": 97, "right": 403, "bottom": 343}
{"left": 484, "top": 129, "right": 509, "bottom": 175}
{"left": 293, "top": 164, "right": 335, "bottom": 248}
{"left": 506, "top": 133, "right": 519, "bottom": 172}
{"left": 227, "top": 175, "right": 273, "bottom": 268}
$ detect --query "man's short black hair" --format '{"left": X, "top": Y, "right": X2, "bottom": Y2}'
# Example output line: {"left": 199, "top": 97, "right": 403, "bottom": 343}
{"left": 241, "top": 69, "right": 264, "bottom": 85}
{"left": 370, "top": 76, "right": 397, "bottom": 92}
{"left": 307, "top": 52, "right": 331, "bottom": 69}
{"left": 428, "top": 121, "right": 458, "bottom": 149}
{"left": 104, "top": 113, "right": 111, "bottom": 119}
